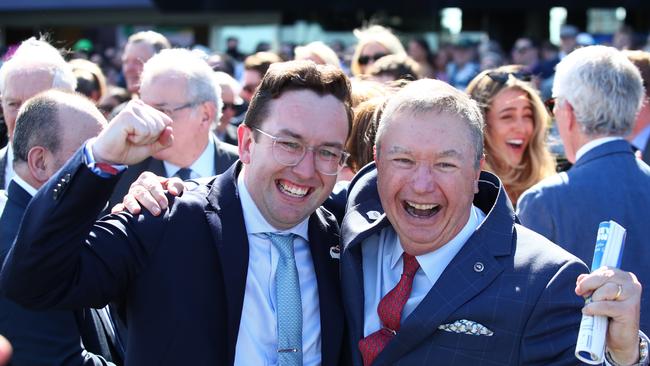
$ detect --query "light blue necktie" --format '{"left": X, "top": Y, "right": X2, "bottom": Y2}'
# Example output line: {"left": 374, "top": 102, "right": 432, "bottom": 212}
{"left": 268, "top": 233, "right": 303, "bottom": 366}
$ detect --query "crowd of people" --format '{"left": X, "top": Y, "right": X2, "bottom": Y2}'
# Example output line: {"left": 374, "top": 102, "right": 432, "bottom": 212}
{"left": 0, "top": 22, "right": 649, "bottom": 366}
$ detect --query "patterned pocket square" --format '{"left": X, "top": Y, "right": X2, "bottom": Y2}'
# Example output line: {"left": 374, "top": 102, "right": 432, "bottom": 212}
{"left": 438, "top": 319, "right": 494, "bottom": 336}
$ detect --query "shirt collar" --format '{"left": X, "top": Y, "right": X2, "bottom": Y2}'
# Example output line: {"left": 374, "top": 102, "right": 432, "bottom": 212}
{"left": 389, "top": 205, "right": 486, "bottom": 284}
{"left": 12, "top": 174, "right": 37, "bottom": 197}
{"left": 237, "top": 169, "right": 309, "bottom": 241}
{"left": 575, "top": 136, "right": 622, "bottom": 162}
{"left": 163, "top": 135, "right": 215, "bottom": 178}
{"left": 631, "top": 125, "right": 650, "bottom": 152}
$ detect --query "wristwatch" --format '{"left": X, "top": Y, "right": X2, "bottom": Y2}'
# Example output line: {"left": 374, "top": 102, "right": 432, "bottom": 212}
{"left": 605, "top": 331, "right": 649, "bottom": 366}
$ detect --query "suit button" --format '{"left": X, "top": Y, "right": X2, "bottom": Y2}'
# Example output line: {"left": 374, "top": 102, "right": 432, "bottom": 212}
{"left": 63, "top": 173, "right": 71, "bottom": 182}
{"left": 53, "top": 188, "right": 59, "bottom": 200}
{"left": 473, "top": 262, "right": 485, "bottom": 272}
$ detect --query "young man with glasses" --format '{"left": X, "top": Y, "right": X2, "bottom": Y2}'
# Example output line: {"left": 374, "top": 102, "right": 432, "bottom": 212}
{"left": 106, "top": 48, "right": 239, "bottom": 209}
{"left": 2, "top": 60, "right": 353, "bottom": 365}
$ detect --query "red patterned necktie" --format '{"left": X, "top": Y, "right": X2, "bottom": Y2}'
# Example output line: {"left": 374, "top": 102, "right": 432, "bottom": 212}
{"left": 358, "top": 253, "right": 420, "bottom": 366}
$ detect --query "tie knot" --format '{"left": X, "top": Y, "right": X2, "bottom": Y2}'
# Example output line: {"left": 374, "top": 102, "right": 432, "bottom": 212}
{"left": 402, "top": 253, "right": 419, "bottom": 278}
{"left": 267, "top": 233, "right": 295, "bottom": 259}
{"left": 174, "top": 167, "right": 193, "bottom": 180}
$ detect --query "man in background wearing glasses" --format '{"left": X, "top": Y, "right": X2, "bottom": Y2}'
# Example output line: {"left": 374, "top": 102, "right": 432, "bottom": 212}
{"left": 106, "top": 48, "right": 239, "bottom": 210}
{"left": 1, "top": 60, "right": 352, "bottom": 365}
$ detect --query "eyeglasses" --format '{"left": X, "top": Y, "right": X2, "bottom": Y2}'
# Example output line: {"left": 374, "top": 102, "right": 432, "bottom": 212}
{"left": 358, "top": 52, "right": 388, "bottom": 65}
{"left": 486, "top": 70, "right": 533, "bottom": 84}
{"left": 153, "top": 102, "right": 199, "bottom": 117}
{"left": 253, "top": 127, "right": 350, "bottom": 176}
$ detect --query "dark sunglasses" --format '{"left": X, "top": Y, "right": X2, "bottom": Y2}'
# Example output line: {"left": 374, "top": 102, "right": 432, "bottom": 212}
{"left": 222, "top": 102, "right": 238, "bottom": 111}
{"left": 358, "top": 53, "right": 388, "bottom": 65}
{"left": 486, "top": 70, "right": 533, "bottom": 84}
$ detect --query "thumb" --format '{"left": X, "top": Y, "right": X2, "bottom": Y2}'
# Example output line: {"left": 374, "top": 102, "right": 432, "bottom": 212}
{"left": 148, "top": 126, "right": 174, "bottom": 153}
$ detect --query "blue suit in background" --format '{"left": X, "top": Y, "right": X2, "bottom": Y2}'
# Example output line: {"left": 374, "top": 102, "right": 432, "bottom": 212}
{"left": 340, "top": 165, "right": 590, "bottom": 365}
{"left": 518, "top": 139, "right": 650, "bottom": 333}
{"left": 1, "top": 149, "right": 345, "bottom": 366}
{"left": 0, "top": 180, "right": 123, "bottom": 366}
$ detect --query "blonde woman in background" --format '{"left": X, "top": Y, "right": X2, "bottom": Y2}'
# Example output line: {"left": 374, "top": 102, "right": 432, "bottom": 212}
{"left": 350, "top": 25, "right": 406, "bottom": 77}
{"left": 467, "top": 64, "right": 556, "bottom": 204}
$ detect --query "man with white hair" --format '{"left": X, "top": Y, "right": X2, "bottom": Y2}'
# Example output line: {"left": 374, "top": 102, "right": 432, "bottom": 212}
{"left": 108, "top": 48, "right": 238, "bottom": 209}
{"left": 518, "top": 45, "right": 650, "bottom": 335}
{"left": 0, "top": 37, "right": 77, "bottom": 189}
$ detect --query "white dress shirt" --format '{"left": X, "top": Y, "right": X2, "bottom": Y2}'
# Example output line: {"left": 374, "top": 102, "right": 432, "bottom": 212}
{"left": 574, "top": 136, "right": 622, "bottom": 163}
{"left": 233, "top": 173, "right": 321, "bottom": 366}
{"left": 163, "top": 135, "right": 216, "bottom": 178}
{"left": 362, "top": 205, "right": 486, "bottom": 337}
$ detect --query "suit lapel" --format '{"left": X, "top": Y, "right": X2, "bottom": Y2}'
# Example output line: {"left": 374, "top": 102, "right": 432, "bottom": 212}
{"left": 643, "top": 134, "right": 650, "bottom": 165}
{"left": 307, "top": 208, "right": 344, "bottom": 365}
{"left": 341, "top": 207, "right": 392, "bottom": 365}
{"left": 204, "top": 162, "right": 249, "bottom": 365}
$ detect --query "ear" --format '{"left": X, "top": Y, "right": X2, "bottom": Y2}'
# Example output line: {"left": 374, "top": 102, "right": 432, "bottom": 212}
{"left": 199, "top": 101, "right": 216, "bottom": 128}
{"left": 26, "top": 146, "right": 51, "bottom": 184}
{"left": 373, "top": 144, "right": 377, "bottom": 162}
{"left": 565, "top": 101, "right": 577, "bottom": 132}
{"left": 474, "top": 156, "right": 485, "bottom": 194}
{"left": 238, "top": 124, "right": 254, "bottom": 164}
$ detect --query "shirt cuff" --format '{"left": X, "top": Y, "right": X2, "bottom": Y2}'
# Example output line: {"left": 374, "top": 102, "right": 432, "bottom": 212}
{"left": 83, "top": 139, "right": 127, "bottom": 178}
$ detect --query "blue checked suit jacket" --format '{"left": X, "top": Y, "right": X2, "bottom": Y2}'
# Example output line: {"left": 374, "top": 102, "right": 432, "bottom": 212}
{"left": 518, "top": 139, "right": 650, "bottom": 333}
{"left": 340, "top": 164, "right": 592, "bottom": 365}
{"left": 1, "top": 149, "right": 345, "bottom": 366}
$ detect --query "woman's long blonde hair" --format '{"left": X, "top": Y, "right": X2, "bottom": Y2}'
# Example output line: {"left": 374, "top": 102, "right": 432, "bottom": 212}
{"left": 466, "top": 65, "right": 556, "bottom": 203}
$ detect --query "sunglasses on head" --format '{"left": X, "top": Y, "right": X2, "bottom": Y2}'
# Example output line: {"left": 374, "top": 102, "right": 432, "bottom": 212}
{"left": 358, "top": 53, "right": 388, "bottom": 65}
{"left": 486, "top": 70, "right": 533, "bottom": 84}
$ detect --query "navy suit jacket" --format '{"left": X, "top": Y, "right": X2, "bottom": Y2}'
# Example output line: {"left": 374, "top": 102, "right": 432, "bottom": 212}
{"left": 1, "top": 150, "right": 345, "bottom": 366}
{"left": 518, "top": 139, "right": 650, "bottom": 332}
{"left": 0, "top": 180, "right": 123, "bottom": 366}
{"left": 340, "top": 164, "right": 590, "bottom": 365}
{"left": 107, "top": 136, "right": 238, "bottom": 210}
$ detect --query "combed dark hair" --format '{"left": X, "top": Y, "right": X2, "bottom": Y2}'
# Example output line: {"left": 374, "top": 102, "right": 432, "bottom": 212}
{"left": 244, "top": 60, "right": 353, "bottom": 137}
{"left": 12, "top": 95, "right": 60, "bottom": 164}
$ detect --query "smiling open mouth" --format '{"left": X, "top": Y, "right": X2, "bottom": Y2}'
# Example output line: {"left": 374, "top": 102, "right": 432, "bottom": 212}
{"left": 277, "top": 180, "right": 310, "bottom": 198}
{"left": 404, "top": 200, "right": 440, "bottom": 217}
{"left": 506, "top": 139, "right": 524, "bottom": 149}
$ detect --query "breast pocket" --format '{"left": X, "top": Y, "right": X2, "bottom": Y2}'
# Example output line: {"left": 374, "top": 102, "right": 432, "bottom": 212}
{"left": 432, "top": 328, "right": 497, "bottom": 351}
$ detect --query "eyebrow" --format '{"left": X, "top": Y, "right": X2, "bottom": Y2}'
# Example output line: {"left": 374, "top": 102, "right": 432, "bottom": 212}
{"left": 276, "top": 128, "right": 344, "bottom": 149}
{"left": 387, "top": 145, "right": 463, "bottom": 159}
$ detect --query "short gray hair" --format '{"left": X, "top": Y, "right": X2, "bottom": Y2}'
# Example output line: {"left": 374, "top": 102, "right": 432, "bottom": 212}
{"left": 376, "top": 78, "right": 485, "bottom": 168}
{"left": 127, "top": 31, "right": 171, "bottom": 54}
{"left": 140, "top": 48, "right": 222, "bottom": 123}
{"left": 553, "top": 45, "right": 644, "bottom": 137}
{"left": 0, "top": 37, "right": 76, "bottom": 94}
